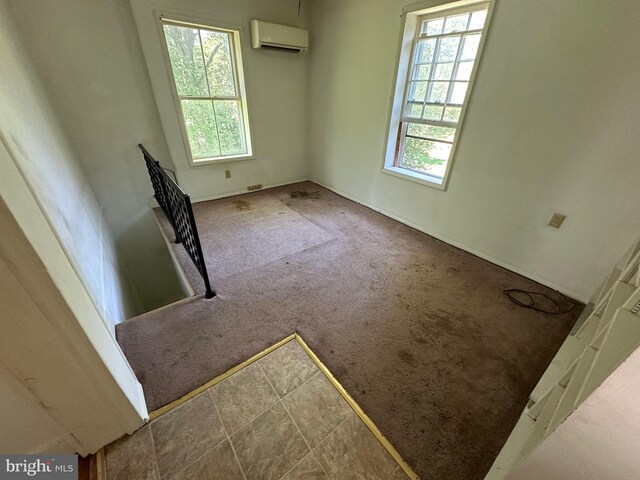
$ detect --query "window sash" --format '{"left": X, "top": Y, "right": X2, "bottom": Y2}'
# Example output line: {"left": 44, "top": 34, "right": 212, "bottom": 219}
{"left": 402, "top": 23, "right": 483, "bottom": 125}
{"left": 416, "top": 27, "right": 484, "bottom": 41}
{"left": 161, "top": 19, "right": 250, "bottom": 161}
{"left": 419, "top": 2, "right": 489, "bottom": 24}
{"left": 395, "top": 2, "right": 489, "bottom": 178}
{"left": 177, "top": 95, "right": 241, "bottom": 101}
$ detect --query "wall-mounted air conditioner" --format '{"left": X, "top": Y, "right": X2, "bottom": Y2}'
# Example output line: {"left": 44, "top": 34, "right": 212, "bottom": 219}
{"left": 250, "top": 20, "right": 308, "bottom": 54}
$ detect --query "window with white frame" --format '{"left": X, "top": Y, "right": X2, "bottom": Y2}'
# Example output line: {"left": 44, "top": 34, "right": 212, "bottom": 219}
{"left": 385, "top": 1, "right": 492, "bottom": 188}
{"left": 161, "top": 20, "right": 252, "bottom": 163}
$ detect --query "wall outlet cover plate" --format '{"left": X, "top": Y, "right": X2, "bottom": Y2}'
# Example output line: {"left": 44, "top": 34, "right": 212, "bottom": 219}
{"left": 548, "top": 212, "right": 566, "bottom": 228}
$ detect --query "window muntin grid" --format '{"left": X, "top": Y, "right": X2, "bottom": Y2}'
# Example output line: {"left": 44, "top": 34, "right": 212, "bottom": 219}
{"left": 403, "top": 6, "right": 488, "bottom": 128}
{"left": 395, "top": 3, "right": 489, "bottom": 180}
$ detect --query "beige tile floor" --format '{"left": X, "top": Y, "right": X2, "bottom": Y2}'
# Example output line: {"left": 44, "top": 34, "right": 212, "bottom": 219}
{"left": 105, "top": 339, "right": 411, "bottom": 480}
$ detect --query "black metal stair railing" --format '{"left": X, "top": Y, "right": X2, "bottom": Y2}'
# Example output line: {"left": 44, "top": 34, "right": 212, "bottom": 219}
{"left": 139, "top": 144, "right": 215, "bottom": 299}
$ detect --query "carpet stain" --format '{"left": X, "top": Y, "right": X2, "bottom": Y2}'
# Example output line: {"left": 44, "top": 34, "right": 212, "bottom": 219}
{"left": 233, "top": 200, "right": 251, "bottom": 211}
{"left": 398, "top": 349, "right": 417, "bottom": 367}
{"left": 126, "top": 181, "right": 583, "bottom": 480}
{"left": 290, "top": 190, "right": 320, "bottom": 199}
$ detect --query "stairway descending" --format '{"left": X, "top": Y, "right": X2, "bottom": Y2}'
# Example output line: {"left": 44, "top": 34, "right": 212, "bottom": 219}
{"left": 485, "top": 239, "right": 640, "bottom": 480}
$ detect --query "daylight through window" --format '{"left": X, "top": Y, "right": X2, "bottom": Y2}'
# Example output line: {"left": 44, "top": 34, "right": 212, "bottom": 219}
{"left": 162, "top": 21, "right": 252, "bottom": 162}
{"left": 394, "top": 2, "right": 489, "bottom": 184}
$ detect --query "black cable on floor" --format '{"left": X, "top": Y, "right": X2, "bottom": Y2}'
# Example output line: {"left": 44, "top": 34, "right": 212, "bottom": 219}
{"left": 503, "top": 288, "right": 577, "bottom": 315}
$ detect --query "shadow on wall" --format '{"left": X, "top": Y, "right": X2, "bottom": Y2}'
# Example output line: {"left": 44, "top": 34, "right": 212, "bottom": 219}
{"left": 115, "top": 208, "right": 186, "bottom": 318}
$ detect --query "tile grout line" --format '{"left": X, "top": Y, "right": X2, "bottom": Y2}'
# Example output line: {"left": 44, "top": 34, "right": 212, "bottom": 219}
{"left": 280, "top": 369, "right": 352, "bottom": 451}
{"left": 308, "top": 411, "right": 357, "bottom": 480}
{"left": 256, "top": 359, "right": 325, "bottom": 405}
{"left": 272, "top": 354, "right": 355, "bottom": 453}
{"left": 316, "top": 410, "right": 354, "bottom": 451}
{"left": 276, "top": 452, "right": 308, "bottom": 480}
{"left": 217, "top": 347, "right": 320, "bottom": 439}
{"left": 213, "top": 363, "right": 281, "bottom": 437}
{"left": 386, "top": 466, "right": 401, "bottom": 480}
{"left": 278, "top": 369, "right": 322, "bottom": 403}
{"left": 158, "top": 394, "right": 232, "bottom": 480}
{"left": 164, "top": 434, "right": 228, "bottom": 480}
{"left": 260, "top": 346, "right": 367, "bottom": 479}
{"left": 209, "top": 390, "right": 248, "bottom": 480}
{"left": 204, "top": 358, "right": 315, "bottom": 475}
{"left": 257, "top": 362, "right": 332, "bottom": 480}
{"left": 280, "top": 399, "right": 333, "bottom": 480}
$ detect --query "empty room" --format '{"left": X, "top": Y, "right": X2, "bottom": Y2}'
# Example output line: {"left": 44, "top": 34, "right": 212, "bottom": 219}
{"left": 2, "top": 0, "right": 640, "bottom": 479}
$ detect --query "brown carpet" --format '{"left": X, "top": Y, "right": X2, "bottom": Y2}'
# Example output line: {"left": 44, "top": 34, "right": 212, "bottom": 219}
{"left": 116, "top": 181, "right": 582, "bottom": 480}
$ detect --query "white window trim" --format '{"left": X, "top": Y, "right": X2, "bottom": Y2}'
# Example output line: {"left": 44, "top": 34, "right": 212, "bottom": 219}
{"left": 157, "top": 15, "right": 253, "bottom": 166}
{"left": 382, "top": 0, "right": 495, "bottom": 190}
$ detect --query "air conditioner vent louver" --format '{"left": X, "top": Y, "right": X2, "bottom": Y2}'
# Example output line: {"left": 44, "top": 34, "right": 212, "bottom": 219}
{"left": 261, "top": 44, "right": 301, "bottom": 53}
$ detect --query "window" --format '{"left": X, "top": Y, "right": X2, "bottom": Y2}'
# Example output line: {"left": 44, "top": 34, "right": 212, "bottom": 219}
{"left": 384, "top": 1, "right": 492, "bottom": 189}
{"left": 161, "top": 20, "right": 252, "bottom": 163}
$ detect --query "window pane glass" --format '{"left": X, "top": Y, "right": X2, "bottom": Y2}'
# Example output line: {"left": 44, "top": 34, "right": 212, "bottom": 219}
{"left": 428, "top": 82, "right": 449, "bottom": 103}
{"left": 408, "top": 81, "right": 428, "bottom": 102}
{"left": 443, "top": 106, "right": 462, "bottom": 123}
{"left": 469, "top": 10, "right": 488, "bottom": 30}
{"left": 456, "top": 61, "right": 474, "bottom": 81}
{"left": 201, "top": 30, "right": 236, "bottom": 97}
{"left": 461, "top": 34, "right": 481, "bottom": 61}
{"left": 443, "top": 14, "right": 469, "bottom": 34}
{"left": 422, "top": 17, "right": 444, "bottom": 36}
{"left": 423, "top": 105, "right": 444, "bottom": 121}
{"left": 407, "top": 123, "right": 456, "bottom": 142}
{"left": 416, "top": 39, "right": 436, "bottom": 63}
{"left": 450, "top": 82, "right": 468, "bottom": 104}
{"left": 213, "top": 100, "right": 245, "bottom": 155}
{"left": 413, "top": 64, "right": 432, "bottom": 80}
{"left": 164, "top": 25, "right": 209, "bottom": 96}
{"left": 401, "top": 137, "right": 451, "bottom": 178}
{"left": 434, "top": 63, "right": 454, "bottom": 80}
{"left": 437, "top": 37, "right": 461, "bottom": 62}
{"left": 406, "top": 102, "right": 424, "bottom": 118}
{"left": 181, "top": 99, "right": 221, "bottom": 158}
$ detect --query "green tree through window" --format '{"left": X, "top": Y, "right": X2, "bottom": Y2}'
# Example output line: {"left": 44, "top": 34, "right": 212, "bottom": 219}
{"left": 163, "top": 22, "right": 250, "bottom": 160}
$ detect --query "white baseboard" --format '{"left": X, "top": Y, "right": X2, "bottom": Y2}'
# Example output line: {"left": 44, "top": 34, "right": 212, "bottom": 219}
{"left": 190, "top": 178, "right": 310, "bottom": 205}
{"left": 311, "top": 178, "right": 589, "bottom": 303}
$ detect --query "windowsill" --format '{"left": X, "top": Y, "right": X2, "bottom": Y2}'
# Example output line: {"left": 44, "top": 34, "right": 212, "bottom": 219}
{"left": 381, "top": 165, "right": 446, "bottom": 190}
{"left": 190, "top": 153, "right": 255, "bottom": 166}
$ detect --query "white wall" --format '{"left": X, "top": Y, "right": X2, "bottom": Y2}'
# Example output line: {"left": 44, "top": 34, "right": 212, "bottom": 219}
{"left": 506, "top": 344, "right": 640, "bottom": 480}
{"left": 0, "top": 363, "right": 71, "bottom": 454}
{"left": 308, "top": 0, "right": 640, "bottom": 301}
{"left": 0, "top": 179, "right": 146, "bottom": 455}
{"left": 0, "top": 0, "right": 146, "bottom": 452}
{"left": 131, "top": 0, "right": 310, "bottom": 201}
{"left": 7, "top": 0, "right": 186, "bottom": 314}
{"left": 8, "top": 0, "right": 310, "bottom": 312}
{"left": 7, "top": 0, "right": 640, "bottom": 306}
{"left": 0, "top": 0, "right": 131, "bottom": 327}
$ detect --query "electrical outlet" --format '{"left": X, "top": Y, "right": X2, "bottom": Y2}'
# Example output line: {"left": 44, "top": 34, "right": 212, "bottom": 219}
{"left": 247, "top": 184, "right": 263, "bottom": 191}
{"left": 548, "top": 212, "right": 566, "bottom": 229}
{"left": 224, "top": 169, "right": 231, "bottom": 179}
